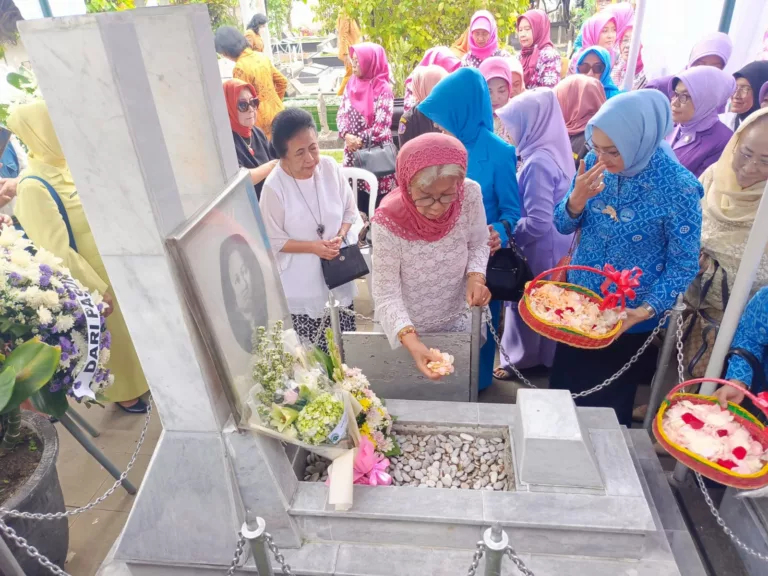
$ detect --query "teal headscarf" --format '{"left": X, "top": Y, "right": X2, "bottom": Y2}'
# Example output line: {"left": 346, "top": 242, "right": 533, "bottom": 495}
{"left": 577, "top": 46, "right": 620, "bottom": 99}
{"left": 418, "top": 67, "right": 494, "bottom": 147}
{"left": 586, "top": 90, "right": 674, "bottom": 177}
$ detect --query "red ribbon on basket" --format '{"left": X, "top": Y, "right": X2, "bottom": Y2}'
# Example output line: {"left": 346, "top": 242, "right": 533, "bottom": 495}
{"left": 757, "top": 392, "right": 768, "bottom": 410}
{"left": 598, "top": 265, "right": 643, "bottom": 311}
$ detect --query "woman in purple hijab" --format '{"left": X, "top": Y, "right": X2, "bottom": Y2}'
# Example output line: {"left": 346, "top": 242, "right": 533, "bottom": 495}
{"left": 494, "top": 89, "right": 575, "bottom": 374}
{"left": 646, "top": 32, "right": 733, "bottom": 101}
{"left": 668, "top": 66, "right": 735, "bottom": 178}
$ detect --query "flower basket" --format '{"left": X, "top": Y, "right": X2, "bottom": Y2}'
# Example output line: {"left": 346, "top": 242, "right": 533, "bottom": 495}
{"left": 518, "top": 264, "right": 642, "bottom": 350}
{"left": 653, "top": 378, "right": 768, "bottom": 489}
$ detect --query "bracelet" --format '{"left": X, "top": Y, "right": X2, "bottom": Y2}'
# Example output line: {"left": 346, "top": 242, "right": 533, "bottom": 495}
{"left": 467, "top": 272, "right": 486, "bottom": 285}
{"left": 397, "top": 326, "right": 417, "bottom": 343}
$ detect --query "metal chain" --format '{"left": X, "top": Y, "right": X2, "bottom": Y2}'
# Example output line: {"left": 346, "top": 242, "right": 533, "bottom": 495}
{"left": 504, "top": 546, "right": 536, "bottom": 576}
{"left": 466, "top": 541, "right": 485, "bottom": 576}
{"left": 265, "top": 532, "right": 295, "bottom": 575}
{"left": 675, "top": 311, "right": 686, "bottom": 385}
{"left": 0, "top": 520, "right": 71, "bottom": 575}
{"left": 310, "top": 308, "right": 331, "bottom": 346}
{"left": 487, "top": 310, "right": 671, "bottom": 399}
{"left": 225, "top": 532, "right": 247, "bottom": 575}
{"left": 695, "top": 472, "right": 768, "bottom": 562}
{"left": 0, "top": 398, "right": 153, "bottom": 521}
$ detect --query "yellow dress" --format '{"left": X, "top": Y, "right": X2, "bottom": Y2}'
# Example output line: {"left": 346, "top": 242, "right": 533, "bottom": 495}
{"left": 233, "top": 48, "right": 288, "bottom": 140}
{"left": 336, "top": 15, "right": 361, "bottom": 96}
{"left": 9, "top": 101, "right": 149, "bottom": 403}
{"left": 244, "top": 29, "right": 265, "bottom": 52}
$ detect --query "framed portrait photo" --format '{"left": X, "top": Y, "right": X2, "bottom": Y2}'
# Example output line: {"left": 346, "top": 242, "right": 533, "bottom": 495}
{"left": 166, "top": 169, "right": 291, "bottom": 421}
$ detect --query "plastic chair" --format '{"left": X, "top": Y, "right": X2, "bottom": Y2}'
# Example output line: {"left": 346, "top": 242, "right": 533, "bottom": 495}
{"left": 341, "top": 167, "right": 378, "bottom": 290}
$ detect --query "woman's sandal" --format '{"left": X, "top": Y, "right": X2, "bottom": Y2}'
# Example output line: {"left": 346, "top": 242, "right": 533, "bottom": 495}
{"left": 493, "top": 367, "right": 516, "bottom": 381}
{"left": 117, "top": 398, "right": 149, "bottom": 414}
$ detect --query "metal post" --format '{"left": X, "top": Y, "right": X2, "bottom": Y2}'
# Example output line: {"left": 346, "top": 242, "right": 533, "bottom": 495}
{"left": 470, "top": 306, "right": 482, "bottom": 403}
{"left": 674, "top": 178, "right": 768, "bottom": 483}
{"left": 327, "top": 294, "right": 344, "bottom": 360}
{"left": 719, "top": 0, "right": 737, "bottom": 33}
{"left": 66, "top": 407, "right": 101, "bottom": 438}
{"left": 38, "top": 0, "right": 53, "bottom": 17}
{"left": 482, "top": 524, "right": 509, "bottom": 576}
{"left": 0, "top": 533, "right": 26, "bottom": 576}
{"left": 241, "top": 518, "right": 275, "bottom": 576}
{"left": 643, "top": 295, "right": 686, "bottom": 432}
{"left": 621, "top": 0, "right": 646, "bottom": 92}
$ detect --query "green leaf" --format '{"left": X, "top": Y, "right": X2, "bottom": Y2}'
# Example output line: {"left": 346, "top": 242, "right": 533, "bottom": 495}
{"left": 0, "top": 367, "right": 16, "bottom": 413}
{"left": 2, "top": 339, "right": 61, "bottom": 412}
{"left": 438, "top": 2, "right": 444, "bottom": 10}
{"left": 6, "top": 72, "right": 32, "bottom": 91}
{"left": 30, "top": 387, "right": 69, "bottom": 418}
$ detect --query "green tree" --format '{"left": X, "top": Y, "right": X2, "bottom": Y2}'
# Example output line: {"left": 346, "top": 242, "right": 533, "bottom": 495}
{"left": 266, "top": 0, "right": 294, "bottom": 38}
{"left": 313, "top": 0, "right": 530, "bottom": 94}
{"left": 85, "top": 0, "right": 135, "bottom": 11}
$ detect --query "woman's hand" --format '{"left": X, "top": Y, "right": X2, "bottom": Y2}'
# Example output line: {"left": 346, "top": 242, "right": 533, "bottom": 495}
{"left": 714, "top": 380, "right": 748, "bottom": 409}
{"left": 401, "top": 332, "right": 444, "bottom": 381}
{"left": 101, "top": 291, "right": 114, "bottom": 318}
{"left": 567, "top": 160, "right": 607, "bottom": 216}
{"left": 466, "top": 275, "right": 492, "bottom": 307}
{"left": 616, "top": 306, "right": 652, "bottom": 336}
{"left": 345, "top": 134, "right": 363, "bottom": 152}
{"left": 313, "top": 240, "right": 340, "bottom": 260}
{"left": 0, "top": 214, "right": 12, "bottom": 229}
{"left": 488, "top": 225, "right": 501, "bottom": 255}
{"left": 698, "top": 250, "right": 712, "bottom": 273}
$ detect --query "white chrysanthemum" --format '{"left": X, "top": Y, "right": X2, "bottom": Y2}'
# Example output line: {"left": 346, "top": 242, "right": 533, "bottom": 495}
{"left": 40, "top": 290, "right": 60, "bottom": 308}
{"left": 91, "top": 292, "right": 104, "bottom": 307}
{"left": 99, "top": 348, "right": 110, "bottom": 366}
{"left": 36, "top": 306, "right": 53, "bottom": 326}
{"left": 33, "top": 248, "right": 64, "bottom": 269}
{"left": 0, "top": 227, "right": 28, "bottom": 248}
{"left": 23, "top": 286, "right": 42, "bottom": 305}
{"left": 71, "top": 330, "right": 87, "bottom": 363}
{"left": 9, "top": 248, "right": 33, "bottom": 268}
{"left": 53, "top": 314, "right": 75, "bottom": 333}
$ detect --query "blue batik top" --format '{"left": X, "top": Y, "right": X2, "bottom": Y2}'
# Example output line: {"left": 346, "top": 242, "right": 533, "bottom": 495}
{"left": 725, "top": 287, "right": 768, "bottom": 392}
{"left": 554, "top": 148, "right": 703, "bottom": 333}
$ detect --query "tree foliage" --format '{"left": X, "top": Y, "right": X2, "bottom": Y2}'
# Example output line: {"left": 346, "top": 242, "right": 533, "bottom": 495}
{"left": 266, "top": 0, "right": 294, "bottom": 38}
{"left": 0, "top": 0, "right": 23, "bottom": 56}
{"left": 85, "top": 0, "right": 135, "bottom": 12}
{"left": 313, "top": 0, "right": 530, "bottom": 94}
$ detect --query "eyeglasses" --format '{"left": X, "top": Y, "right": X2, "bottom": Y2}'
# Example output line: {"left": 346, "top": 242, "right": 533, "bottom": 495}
{"left": 412, "top": 193, "right": 458, "bottom": 207}
{"left": 671, "top": 92, "right": 692, "bottom": 106}
{"left": 586, "top": 141, "right": 621, "bottom": 159}
{"left": 237, "top": 98, "right": 260, "bottom": 112}
{"left": 578, "top": 62, "right": 606, "bottom": 75}
{"left": 737, "top": 149, "right": 768, "bottom": 168}
{"left": 734, "top": 86, "right": 753, "bottom": 97}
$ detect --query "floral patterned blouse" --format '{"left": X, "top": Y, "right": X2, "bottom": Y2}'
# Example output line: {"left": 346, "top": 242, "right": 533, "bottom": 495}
{"left": 611, "top": 55, "right": 647, "bottom": 91}
{"left": 461, "top": 48, "right": 512, "bottom": 69}
{"left": 519, "top": 46, "right": 562, "bottom": 88}
{"left": 337, "top": 91, "right": 397, "bottom": 202}
{"left": 493, "top": 115, "right": 514, "bottom": 145}
{"left": 725, "top": 287, "right": 768, "bottom": 391}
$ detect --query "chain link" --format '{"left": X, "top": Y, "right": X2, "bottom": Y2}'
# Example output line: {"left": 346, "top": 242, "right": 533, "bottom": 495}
{"left": 0, "top": 398, "right": 153, "bottom": 521}
{"left": 466, "top": 541, "right": 485, "bottom": 576}
{"left": 504, "top": 546, "right": 536, "bottom": 576}
{"left": 695, "top": 472, "right": 768, "bottom": 562}
{"left": 265, "top": 532, "right": 295, "bottom": 575}
{"left": 225, "top": 532, "right": 247, "bottom": 576}
{"left": 675, "top": 311, "right": 686, "bottom": 385}
{"left": 487, "top": 310, "right": 671, "bottom": 400}
{"left": 0, "top": 520, "right": 72, "bottom": 575}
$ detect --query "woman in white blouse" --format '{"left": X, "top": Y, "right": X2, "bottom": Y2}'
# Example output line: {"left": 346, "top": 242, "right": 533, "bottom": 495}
{"left": 260, "top": 108, "right": 358, "bottom": 350}
{"left": 371, "top": 133, "right": 491, "bottom": 379}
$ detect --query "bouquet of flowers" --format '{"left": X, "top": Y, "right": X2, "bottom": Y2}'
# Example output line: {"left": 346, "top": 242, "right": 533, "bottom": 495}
{"left": 0, "top": 226, "right": 113, "bottom": 414}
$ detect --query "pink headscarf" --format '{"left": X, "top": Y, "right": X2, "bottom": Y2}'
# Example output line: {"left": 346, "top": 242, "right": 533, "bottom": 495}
{"left": 609, "top": 3, "right": 643, "bottom": 74}
{"left": 347, "top": 42, "right": 392, "bottom": 123}
{"left": 479, "top": 56, "right": 512, "bottom": 90}
{"left": 581, "top": 11, "right": 616, "bottom": 50}
{"left": 469, "top": 10, "right": 499, "bottom": 61}
{"left": 372, "top": 134, "right": 468, "bottom": 242}
{"left": 517, "top": 10, "right": 554, "bottom": 88}
{"left": 410, "top": 65, "right": 447, "bottom": 104}
{"left": 419, "top": 46, "right": 462, "bottom": 73}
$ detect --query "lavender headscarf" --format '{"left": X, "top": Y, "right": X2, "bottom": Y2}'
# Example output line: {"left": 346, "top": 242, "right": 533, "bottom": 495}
{"left": 668, "top": 66, "right": 735, "bottom": 149}
{"left": 496, "top": 88, "right": 576, "bottom": 180}
{"left": 687, "top": 32, "right": 733, "bottom": 68}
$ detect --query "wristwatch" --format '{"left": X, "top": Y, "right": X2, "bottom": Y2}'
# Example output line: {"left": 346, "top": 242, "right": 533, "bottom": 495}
{"left": 640, "top": 303, "right": 656, "bottom": 319}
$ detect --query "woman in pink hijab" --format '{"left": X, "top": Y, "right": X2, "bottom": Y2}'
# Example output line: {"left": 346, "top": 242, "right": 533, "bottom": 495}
{"left": 610, "top": 4, "right": 646, "bottom": 91}
{"left": 569, "top": 11, "right": 617, "bottom": 73}
{"left": 371, "top": 133, "right": 491, "bottom": 380}
{"left": 403, "top": 46, "right": 460, "bottom": 113}
{"left": 517, "top": 9, "right": 562, "bottom": 89}
{"left": 338, "top": 42, "right": 397, "bottom": 214}
{"left": 398, "top": 65, "right": 447, "bottom": 147}
{"left": 479, "top": 56, "right": 524, "bottom": 144}
{"left": 462, "top": 10, "right": 510, "bottom": 69}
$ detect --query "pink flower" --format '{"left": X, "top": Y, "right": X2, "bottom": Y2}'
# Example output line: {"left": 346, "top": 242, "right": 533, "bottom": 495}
{"left": 283, "top": 388, "right": 299, "bottom": 405}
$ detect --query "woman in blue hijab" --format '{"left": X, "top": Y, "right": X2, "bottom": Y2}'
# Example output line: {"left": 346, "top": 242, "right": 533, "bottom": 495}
{"left": 550, "top": 90, "right": 703, "bottom": 426}
{"left": 418, "top": 67, "right": 521, "bottom": 391}
{"left": 576, "top": 46, "right": 620, "bottom": 99}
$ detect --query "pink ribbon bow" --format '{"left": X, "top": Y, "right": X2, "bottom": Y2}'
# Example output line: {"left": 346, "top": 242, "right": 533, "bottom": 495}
{"left": 756, "top": 392, "right": 768, "bottom": 410}
{"left": 353, "top": 436, "right": 392, "bottom": 486}
{"left": 599, "top": 265, "right": 643, "bottom": 311}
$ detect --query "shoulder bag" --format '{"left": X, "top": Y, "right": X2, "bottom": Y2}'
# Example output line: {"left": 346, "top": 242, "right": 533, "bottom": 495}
{"left": 13, "top": 175, "right": 78, "bottom": 251}
{"left": 351, "top": 135, "right": 397, "bottom": 179}
{"left": 485, "top": 220, "right": 532, "bottom": 302}
{"left": 321, "top": 238, "right": 370, "bottom": 290}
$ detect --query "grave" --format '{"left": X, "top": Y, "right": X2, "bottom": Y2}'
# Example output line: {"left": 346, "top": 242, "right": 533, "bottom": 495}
{"left": 15, "top": 7, "right": 706, "bottom": 575}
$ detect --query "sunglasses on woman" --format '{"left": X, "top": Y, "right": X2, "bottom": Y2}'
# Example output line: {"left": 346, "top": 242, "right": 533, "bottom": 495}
{"left": 237, "top": 98, "right": 260, "bottom": 112}
{"left": 578, "top": 62, "right": 606, "bottom": 75}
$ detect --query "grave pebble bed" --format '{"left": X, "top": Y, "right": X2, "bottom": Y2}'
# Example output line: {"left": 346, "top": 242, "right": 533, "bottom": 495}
{"left": 303, "top": 430, "right": 511, "bottom": 491}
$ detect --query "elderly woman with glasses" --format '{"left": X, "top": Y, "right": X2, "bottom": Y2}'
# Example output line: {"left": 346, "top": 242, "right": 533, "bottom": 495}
{"left": 371, "top": 133, "right": 491, "bottom": 380}
{"left": 550, "top": 90, "right": 703, "bottom": 426}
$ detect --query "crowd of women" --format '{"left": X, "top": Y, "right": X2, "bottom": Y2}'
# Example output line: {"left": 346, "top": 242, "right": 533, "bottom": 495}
{"left": 2, "top": 2, "right": 768, "bottom": 427}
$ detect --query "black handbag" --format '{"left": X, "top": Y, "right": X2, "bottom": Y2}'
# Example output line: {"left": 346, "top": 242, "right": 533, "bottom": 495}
{"left": 321, "top": 240, "right": 370, "bottom": 290}
{"left": 351, "top": 136, "right": 397, "bottom": 178}
{"left": 485, "top": 220, "right": 533, "bottom": 302}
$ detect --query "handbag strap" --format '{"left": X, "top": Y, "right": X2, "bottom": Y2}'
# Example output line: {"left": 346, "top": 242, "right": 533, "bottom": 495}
{"left": 19, "top": 176, "right": 78, "bottom": 252}
{"left": 500, "top": 220, "right": 514, "bottom": 247}
{"left": 724, "top": 348, "right": 767, "bottom": 392}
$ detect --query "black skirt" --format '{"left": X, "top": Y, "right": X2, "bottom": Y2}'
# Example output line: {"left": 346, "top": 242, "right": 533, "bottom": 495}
{"left": 549, "top": 332, "right": 659, "bottom": 427}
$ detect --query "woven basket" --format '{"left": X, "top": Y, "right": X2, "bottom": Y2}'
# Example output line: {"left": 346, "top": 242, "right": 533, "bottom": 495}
{"left": 653, "top": 378, "right": 768, "bottom": 489}
{"left": 517, "top": 264, "right": 625, "bottom": 350}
